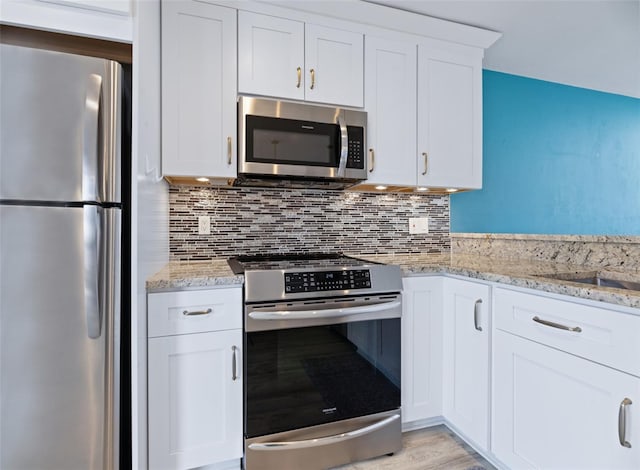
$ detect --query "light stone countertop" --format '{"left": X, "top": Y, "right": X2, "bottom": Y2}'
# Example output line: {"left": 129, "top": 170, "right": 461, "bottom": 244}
{"left": 146, "top": 259, "right": 243, "bottom": 292}
{"left": 147, "top": 253, "right": 640, "bottom": 310}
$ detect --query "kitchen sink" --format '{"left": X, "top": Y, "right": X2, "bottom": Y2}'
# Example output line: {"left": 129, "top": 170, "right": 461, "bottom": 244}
{"left": 537, "top": 272, "right": 640, "bottom": 291}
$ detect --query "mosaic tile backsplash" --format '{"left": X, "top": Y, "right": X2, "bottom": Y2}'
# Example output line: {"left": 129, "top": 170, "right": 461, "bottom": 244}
{"left": 169, "top": 186, "right": 450, "bottom": 260}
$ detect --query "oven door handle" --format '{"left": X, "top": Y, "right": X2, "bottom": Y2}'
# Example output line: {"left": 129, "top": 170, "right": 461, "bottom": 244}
{"left": 248, "top": 413, "right": 400, "bottom": 451}
{"left": 248, "top": 300, "right": 401, "bottom": 320}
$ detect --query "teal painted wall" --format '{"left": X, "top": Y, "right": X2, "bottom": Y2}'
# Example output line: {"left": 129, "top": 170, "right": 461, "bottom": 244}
{"left": 450, "top": 71, "right": 640, "bottom": 235}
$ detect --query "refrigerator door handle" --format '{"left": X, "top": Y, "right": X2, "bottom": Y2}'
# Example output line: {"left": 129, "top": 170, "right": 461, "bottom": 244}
{"left": 82, "top": 74, "right": 102, "bottom": 202}
{"left": 102, "top": 207, "right": 122, "bottom": 468}
{"left": 84, "top": 205, "right": 102, "bottom": 339}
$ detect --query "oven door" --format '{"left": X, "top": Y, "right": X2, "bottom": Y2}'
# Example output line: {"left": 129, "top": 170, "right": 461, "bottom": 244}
{"left": 244, "top": 294, "right": 402, "bottom": 440}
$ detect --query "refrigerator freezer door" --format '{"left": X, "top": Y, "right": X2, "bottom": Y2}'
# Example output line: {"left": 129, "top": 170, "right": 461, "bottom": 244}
{"left": 0, "top": 44, "right": 121, "bottom": 204}
{"left": 0, "top": 204, "right": 120, "bottom": 470}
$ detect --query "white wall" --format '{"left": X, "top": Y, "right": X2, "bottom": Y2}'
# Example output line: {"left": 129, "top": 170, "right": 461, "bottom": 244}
{"left": 131, "top": 1, "right": 169, "bottom": 468}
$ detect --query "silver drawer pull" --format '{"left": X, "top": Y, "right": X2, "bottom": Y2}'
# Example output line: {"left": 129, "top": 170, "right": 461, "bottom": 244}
{"left": 182, "top": 308, "right": 212, "bottom": 316}
{"left": 619, "top": 398, "right": 632, "bottom": 448}
{"left": 473, "top": 299, "right": 483, "bottom": 331}
{"left": 532, "top": 316, "right": 582, "bottom": 332}
{"left": 232, "top": 346, "right": 239, "bottom": 381}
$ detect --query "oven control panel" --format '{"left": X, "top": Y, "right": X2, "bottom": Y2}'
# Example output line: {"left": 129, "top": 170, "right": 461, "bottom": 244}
{"left": 284, "top": 269, "right": 371, "bottom": 293}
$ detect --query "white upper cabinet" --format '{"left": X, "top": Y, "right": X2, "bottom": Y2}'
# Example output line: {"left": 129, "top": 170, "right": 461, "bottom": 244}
{"left": 161, "top": 1, "right": 237, "bottom": 180}
{"left": 417, "top": 42, "right": 483, "bottom": 189}
{"left": 0, "top": 0, "right": 133, "bottom": 42}
{"left": 238, "top": 11, "right": 305, "bottom": 101}
{"left": 358, "top": 35, "right": 484, "bottom": 191}
{"left": 364, "top": 36, "right": 417, "bottom": 187}
{"left": 238, "top": 11, "right": 364, "bottom": 107}
{"left": 304, "top": 23, "right": 364, "bottom": 106}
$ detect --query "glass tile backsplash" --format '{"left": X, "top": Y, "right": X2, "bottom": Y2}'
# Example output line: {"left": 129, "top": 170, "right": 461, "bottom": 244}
{"left": 169, "top": 186, "right": 450, "bottom": 260}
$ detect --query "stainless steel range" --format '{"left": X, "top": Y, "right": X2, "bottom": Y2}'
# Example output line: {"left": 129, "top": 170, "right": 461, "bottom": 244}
{"left": 228, "top": 253, "right": 403, "bottom": 470}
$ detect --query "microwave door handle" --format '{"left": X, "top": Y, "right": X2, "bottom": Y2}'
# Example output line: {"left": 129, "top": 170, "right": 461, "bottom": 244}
{"left": 337, "top": 114, "right": 348, "bottom": 177}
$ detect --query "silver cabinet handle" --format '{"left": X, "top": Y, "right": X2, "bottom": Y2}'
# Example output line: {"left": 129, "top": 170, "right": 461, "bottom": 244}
{"left": 227, "top": 136, "right": 232, "bottom": 165}
{"left": 309, "top": 68, "right": 315, "bottom": 90}
{"left": 422, "top": 152, "right": 428, "bottom": 176}
{"left": 619, "top": 398, "right": 632, "bottom": 448}
{"left": 474, "top": 299, "right": 483, "bottom": 331}
{"left": 182, "top": 308, "right": 212, "bottom": 316}
{"left": 82, "top": 73, "right": 102, "bottom": 201}
{"left": 296, "top": 67, "right": 302, "bottom": 88}
{"left": 368, "top": 148, "right": 375, "bottom": 173}
{"left": 337, "top": 114, "right": 348, "bottom": 177}
{"left": 532, "top": 316, "right": 582, "bottom": 332}
{"left": 84, "top": 205, "right": 102, "bottom": 339}
{"left": 231, "top": 345, "right": 239, "bottom": 381}
{"left": 249, "top": 414, "right": 400, "bottom": 451}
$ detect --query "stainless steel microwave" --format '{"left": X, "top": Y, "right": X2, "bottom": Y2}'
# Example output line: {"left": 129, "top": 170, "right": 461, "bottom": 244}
{"left": 237, "top": 97, "right": 367, "bottom": 188}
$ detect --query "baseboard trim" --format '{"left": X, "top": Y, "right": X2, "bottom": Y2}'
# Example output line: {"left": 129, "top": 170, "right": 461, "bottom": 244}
{"left": 401, "top": 416, "right": 444, "bottom": 432}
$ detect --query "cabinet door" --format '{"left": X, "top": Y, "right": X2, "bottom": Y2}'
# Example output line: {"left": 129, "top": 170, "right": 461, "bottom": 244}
{"left": 417, "top": 43, "right": 483, "bottom": 189}
{"left": 238, "top": 11, "right": 304, "bottom": 101}
{"left": 402, "top": 277, "right": 443, "bottom": 423}
{"left": 493, "top": 330, "right": 640, "bottom": 469}
{"left": 148, "top": 330, "right": 243, "bottom": 470}
{"left": 305, "top": 24, "right": 363, "bottom": 107}
{"left": 363, "top": 36, "right": 417, "bottom": 187}
{"left": 442, "top": 278, "right": 490, "bottom": 448}
{"left": 162, "top": 1, "right": 237, "bottom": 178}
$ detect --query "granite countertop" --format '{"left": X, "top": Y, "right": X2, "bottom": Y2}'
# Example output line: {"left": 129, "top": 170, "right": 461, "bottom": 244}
{"left": 147, "top": 253, "right": 640, "bottom": 310}
{"left": 357, "top": 253, "right": 640, "bottom": 310}
{"left": 146, "top": 259, "right": 243, "bottom": 292}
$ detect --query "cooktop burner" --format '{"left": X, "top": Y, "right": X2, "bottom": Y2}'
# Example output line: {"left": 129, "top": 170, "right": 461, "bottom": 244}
{"left": 227, "top": 252, "right": 380, "bottom": 274}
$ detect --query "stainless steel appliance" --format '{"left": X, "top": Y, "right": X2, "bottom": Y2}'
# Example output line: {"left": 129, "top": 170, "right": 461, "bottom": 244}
{"left": 0, "top": 44, "right": 122, "bottom": 469}
{"left": 228, "top": 253, "right": 403, "bottom": 470}
{"left": 236, "top": 97, "right": 367, "bottom": 189}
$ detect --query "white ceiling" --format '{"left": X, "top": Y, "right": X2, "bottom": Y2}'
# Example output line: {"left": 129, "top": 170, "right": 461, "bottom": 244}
{"left": 367, "top": 0, "right": 640, "bottom": 98}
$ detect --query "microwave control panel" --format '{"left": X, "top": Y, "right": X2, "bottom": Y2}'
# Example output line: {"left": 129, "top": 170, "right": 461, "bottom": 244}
{"left": 346, "top": 126, "right": 365, "bottom": 169}
{"left": 284, "top": 269, "right": 371, "bottom": 293}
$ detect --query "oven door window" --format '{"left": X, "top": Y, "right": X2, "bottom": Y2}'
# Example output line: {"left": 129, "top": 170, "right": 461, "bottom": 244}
{"left": 245, "top": 318, "right": 401, "bottom": 438}
{"left": 245, "top": 115, "right": 340, "bottom": 167}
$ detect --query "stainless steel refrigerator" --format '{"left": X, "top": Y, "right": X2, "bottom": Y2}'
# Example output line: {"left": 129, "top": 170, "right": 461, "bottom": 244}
{"left": 0, "top": 43, "right": 122, "bottom": 469}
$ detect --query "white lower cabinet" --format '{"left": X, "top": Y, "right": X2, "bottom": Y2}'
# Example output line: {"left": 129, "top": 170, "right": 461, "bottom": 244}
{"left": 493, "top": 328, "right": 640, "bottom": 469}
{"left": 492, "top": 287, "right": 640, "bottom": 469}
{"left": 148, "top": 288, "right": 243, "bottom": 470}
{"left": 401, "top": 277, "right": 443, "bottom": 423}
{"left": 442, "top": 277, "right": 491, "bottom": 449}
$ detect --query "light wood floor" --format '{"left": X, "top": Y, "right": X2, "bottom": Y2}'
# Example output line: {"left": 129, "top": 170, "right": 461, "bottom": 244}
{"left": 332, "top": 425, "right": 495, "bottom": 470}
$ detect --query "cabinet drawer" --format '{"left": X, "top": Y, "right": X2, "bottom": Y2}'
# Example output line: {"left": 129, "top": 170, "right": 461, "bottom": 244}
{"left": 494, "top": 288, "right": 640, "bottom": 377}
{"left": 148, "top": 288, "right": 242, "bottom": 337}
